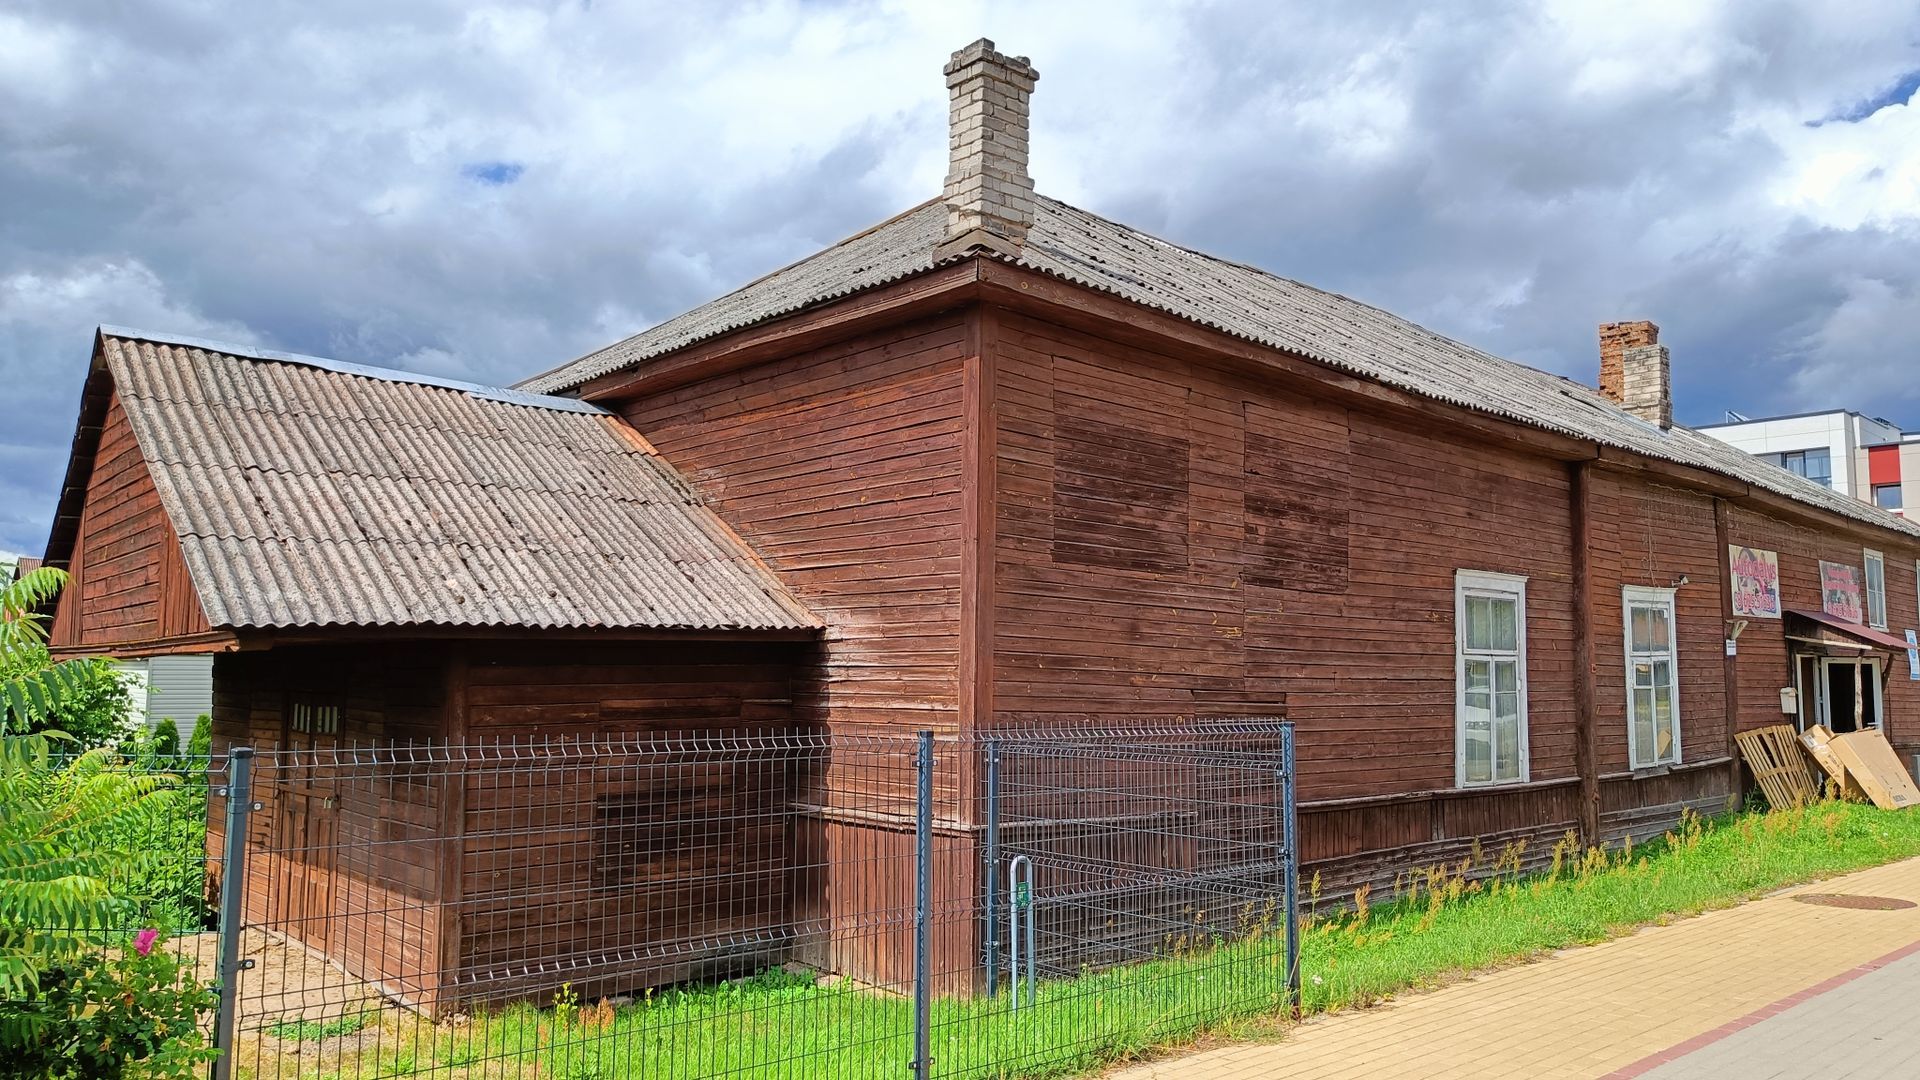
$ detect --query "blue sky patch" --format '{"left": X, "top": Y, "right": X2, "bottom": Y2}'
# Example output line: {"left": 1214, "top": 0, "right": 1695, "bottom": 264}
{"left": 461, "top": 161, "right": 525, "bottom": 185}
{"left": 1811, "top": 69, "right": 1920, "bottom": 126}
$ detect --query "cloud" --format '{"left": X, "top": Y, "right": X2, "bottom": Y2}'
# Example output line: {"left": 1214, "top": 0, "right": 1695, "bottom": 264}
{"left": 1, "top": 0, "right": 1919, "bottom": 555}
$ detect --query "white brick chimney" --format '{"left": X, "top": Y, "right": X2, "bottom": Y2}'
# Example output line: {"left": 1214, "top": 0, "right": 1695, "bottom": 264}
{"left": 939, "top": 39, "right": 1039, "bottom": 258}
{"left": 1597, "top": 320, "right": 1672, "bottom": 430}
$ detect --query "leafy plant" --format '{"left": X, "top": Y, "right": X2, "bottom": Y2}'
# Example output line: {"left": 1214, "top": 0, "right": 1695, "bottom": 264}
{"left": 2, "top": 933, "right": 217, "bottom": 1079}
{"left": 0, "top": 738, "right": 186, "bottom": 1022}
{"left": 0, "top": 567, "right": 96, "bottom": 735}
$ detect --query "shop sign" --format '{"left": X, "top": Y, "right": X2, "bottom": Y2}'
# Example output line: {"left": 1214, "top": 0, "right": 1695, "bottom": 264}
{"left": 1728, "top": 545, "right": 1780, "bottom": 619}
{"left": 1819, "top": 560, "right": 1864, "bottom": 624}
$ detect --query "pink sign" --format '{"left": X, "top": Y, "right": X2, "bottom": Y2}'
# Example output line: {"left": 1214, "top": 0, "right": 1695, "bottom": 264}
{"left": 1728, "top": 545, "right": 1780, "bottom": 619}
{"left": 1820, "top": 560, "right": 1864, "bottom": 624}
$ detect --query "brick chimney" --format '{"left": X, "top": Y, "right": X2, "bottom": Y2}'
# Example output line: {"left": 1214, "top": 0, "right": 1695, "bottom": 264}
{"left": 1596, "top": 320, "right": 1672, "bottom": 429}
{"left": 938, "top": 39, "right": 1038, "bottom": 258}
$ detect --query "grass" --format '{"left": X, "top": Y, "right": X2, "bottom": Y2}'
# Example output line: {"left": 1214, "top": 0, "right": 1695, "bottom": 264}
{"left": 237, "top": 800, "right": 1920, "bottom": 1080}
{"left": 266, "top": 1010, "right": 375, "bottom": 1043}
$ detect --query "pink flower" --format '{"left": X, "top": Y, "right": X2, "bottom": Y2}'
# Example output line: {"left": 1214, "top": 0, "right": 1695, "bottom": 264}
{"left": 134, "top": 929, "right": 160, "bottom": 957}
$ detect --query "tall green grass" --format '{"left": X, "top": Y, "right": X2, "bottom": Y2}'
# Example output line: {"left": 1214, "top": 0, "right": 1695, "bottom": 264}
{"left": 244, "top": 802, "right": 1920, "bottom": 1080}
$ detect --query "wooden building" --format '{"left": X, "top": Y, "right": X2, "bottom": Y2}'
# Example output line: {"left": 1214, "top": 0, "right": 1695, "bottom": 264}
{"left": 43, "top": 39, "right": 1920, "bottom": 1006}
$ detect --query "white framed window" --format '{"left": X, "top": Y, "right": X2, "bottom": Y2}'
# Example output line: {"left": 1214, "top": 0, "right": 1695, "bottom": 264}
{"left": 1864, "top": 550, "right": 1888, "bottom": 630}
{"left": 1623, "top": 586, "right": 1681, "bottom": 769}
{"left": 1455, "top": 570, "right": 1529, "bottom": 787}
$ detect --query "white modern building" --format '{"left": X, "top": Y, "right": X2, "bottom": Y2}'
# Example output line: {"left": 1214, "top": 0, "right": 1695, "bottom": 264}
{"left": 1697, "top": 409, "right": 1913, "bottom": 514}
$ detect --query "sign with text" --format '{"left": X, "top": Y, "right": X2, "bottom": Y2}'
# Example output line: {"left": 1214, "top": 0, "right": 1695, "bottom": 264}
{"left": 1820, "top": 560, "right": 1864, "bottom": 624}
{"left": 1907, "top": 629, "right": 1918, "bottom": 681}
{"left": 1728, "top": 545, "right": 1781, "bottom": 619}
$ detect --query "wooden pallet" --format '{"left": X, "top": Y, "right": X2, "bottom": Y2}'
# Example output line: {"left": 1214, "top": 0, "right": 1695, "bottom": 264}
{"left": 1735, "top": 725, "right": 1819, "bottom": 809}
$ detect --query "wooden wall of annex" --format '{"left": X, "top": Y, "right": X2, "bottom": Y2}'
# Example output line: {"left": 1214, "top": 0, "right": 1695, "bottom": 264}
{"left": 48, "top": 390, "right": 209, "bottom": 652}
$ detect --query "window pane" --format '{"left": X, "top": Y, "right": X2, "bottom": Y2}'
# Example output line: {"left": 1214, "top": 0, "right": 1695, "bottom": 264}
{"left": 1875, "top": 484, "right": 1903, "bottom": 510}
{"left": 1654, "top": 684, "right": 1675, "bottom": 757}
{"left": 1494, "top": 696, "right": 1521, "bottom": 782}
{"left": 1492, "top": 597, "right": 1517, "bottom": 652}
{"left": 1466, "top": 596, "right": 1492, "bottom": 651}
{"left": 1463, "top": 686, "right": 1493, "bottom": 785}
{"left": 1632, "top": 688, "right": 1655, "bottom": 765}
{"left": 1631, "top": 660, "right": 1653, "bottom": 689}
{"left": 1494, "top": 659, "right": 1517, "bottom": 695}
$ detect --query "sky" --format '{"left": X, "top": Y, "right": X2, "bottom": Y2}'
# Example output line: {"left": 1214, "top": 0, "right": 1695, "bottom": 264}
{"left": 4, "top": 0, "right": 1920, "bottom": 556}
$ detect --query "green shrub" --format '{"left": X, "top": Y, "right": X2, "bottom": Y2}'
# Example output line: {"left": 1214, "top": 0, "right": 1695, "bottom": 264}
{"left": 187, "top": 715, "right": 211, "bottom": 761}
{"left": 148, "top": 717, "right": 180, "bottom": 761}
{"left": 33, "top": 655, "right": 137, "bottom": 750}
{"left": 2, "top": 933, "right": 217, "bottom": 1079}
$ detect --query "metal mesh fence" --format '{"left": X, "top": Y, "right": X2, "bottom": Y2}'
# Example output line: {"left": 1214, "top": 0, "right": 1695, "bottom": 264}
{"left": 197, "top": 723, "right": 1294, "bottom": 1079}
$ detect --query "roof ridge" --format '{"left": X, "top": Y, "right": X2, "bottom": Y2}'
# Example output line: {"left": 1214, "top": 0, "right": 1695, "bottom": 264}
{"left": 100, "top": 325, "right": 608, "bottom": 416}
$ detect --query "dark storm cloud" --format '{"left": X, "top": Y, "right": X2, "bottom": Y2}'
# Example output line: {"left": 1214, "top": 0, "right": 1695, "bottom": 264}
{"left": 3, "top": 0, "right": 1920, "bottom": 557}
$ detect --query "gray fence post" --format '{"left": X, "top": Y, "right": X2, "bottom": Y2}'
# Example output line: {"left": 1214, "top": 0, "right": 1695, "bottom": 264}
{"left": 982, "top": 737, "right": 1000, "bottom": 999}
{"left": 211, "top": 747, "right": 256, "bottom": 1080}
{"left": 1280, "top": 723, "right": 1301, "bottom": 1017}
{"left": 911, "top": 730, "right": 934, "bottom": 1080}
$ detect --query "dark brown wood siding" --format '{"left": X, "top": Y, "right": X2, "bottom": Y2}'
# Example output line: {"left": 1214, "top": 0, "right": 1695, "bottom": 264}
{"left": 617, "top": 314, "right": 970, "bottom": 737}
{"left": 1725, "top": 505, "right": 1920, "bottom": 757}
{"left": 455, "top": 641, "right": 800, "bottom": 1002}
{"left": 989, "top": 312, "right": 1577, "bottom": 800}
{"left": 206, "top": 646, "right": 447, "bottom": 1007}
{"left": 49, "top": 390, "right": 210, "bottom": 651}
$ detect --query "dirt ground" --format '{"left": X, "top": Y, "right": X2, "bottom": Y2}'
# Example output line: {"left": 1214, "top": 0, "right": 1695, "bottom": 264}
{"left": 187, "top": 927, "right": 386, "bottom": 1024}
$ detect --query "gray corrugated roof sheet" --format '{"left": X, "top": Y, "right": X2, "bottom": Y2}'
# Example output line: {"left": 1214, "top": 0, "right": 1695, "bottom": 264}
{"left": 99, "top": 330, "right": 820, "bottom": 632}
{"left": 521, "top": 195, "right": 1920, "bottom": 542}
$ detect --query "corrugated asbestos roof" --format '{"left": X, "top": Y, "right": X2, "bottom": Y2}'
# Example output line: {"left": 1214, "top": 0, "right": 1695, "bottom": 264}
{"left": 521, "top": 196, "right": 1920, "bottom": 542}
{"left": 97, "top": 330, "right": 820, "bottom": 632}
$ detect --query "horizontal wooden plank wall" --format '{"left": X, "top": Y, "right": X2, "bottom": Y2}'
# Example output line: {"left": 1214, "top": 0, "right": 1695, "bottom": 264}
{"left": 617, "top": 316, "right": 978, "bottom": 990}
{"left": 455, "top": 641, "right": 802, "bottom": 1003}
{"left": 986, "top": 311, "right": 1590, "bottom": 901}
{"left": 206, "top": 646, "right": 447, "bottom": 1009}
{"left": 618, "top": 313, "right": 970, "bottom": 741}
{"left": 989, "top": 311, "right": 1577, "bottom": 801}
{"left": 48, "top": 390, "right": 210, "bottom": 651}
{"left": 1725, "top": 505, "right": 1920, "bottom": 758}
{"left": 1584, "top": 471, "right": 1737, "bottom": 833}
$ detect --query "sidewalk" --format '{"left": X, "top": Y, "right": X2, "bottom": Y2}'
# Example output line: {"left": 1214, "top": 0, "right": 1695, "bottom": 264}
{"left": 1110, "top": 856, "right": 1920, "bottom": 1079}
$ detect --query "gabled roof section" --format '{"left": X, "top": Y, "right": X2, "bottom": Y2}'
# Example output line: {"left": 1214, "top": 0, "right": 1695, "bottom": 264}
{"left": 48, "top": 329, "right": 820, "bottom": 633}
{"left": 520, "top": 194, "right": 1920, "bottom": 542}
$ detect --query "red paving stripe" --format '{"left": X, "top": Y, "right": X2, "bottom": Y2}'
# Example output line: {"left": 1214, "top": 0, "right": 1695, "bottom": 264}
{"left": 1600, "top": 936, "right": 1920, "bottom": 1079}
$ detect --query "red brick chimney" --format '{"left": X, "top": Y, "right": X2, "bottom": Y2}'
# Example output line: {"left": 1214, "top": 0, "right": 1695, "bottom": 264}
{"left": 939, "top": 39, "right": 1039, "bottom": 258}
{"left": 1596, "top": 320, "right": 1672, "bottom": 429}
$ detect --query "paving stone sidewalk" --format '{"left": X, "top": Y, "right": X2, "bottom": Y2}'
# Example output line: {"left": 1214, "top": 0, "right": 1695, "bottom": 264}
{"left": 1109, "top": 856, "right": 1920, "bottom": 1079}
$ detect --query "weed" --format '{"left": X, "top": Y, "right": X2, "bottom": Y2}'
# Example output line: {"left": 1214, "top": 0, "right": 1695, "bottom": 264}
{"left": 266, "top": 1010, "right": 372, "bottom": 1043}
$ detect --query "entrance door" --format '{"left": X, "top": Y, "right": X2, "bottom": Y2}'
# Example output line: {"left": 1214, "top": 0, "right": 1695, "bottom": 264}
{"left": 1796, "top": 656, "right": 1883, "bottom": 734}
{"left": 274, "top": 697, "right": 343, "bottom": 954}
